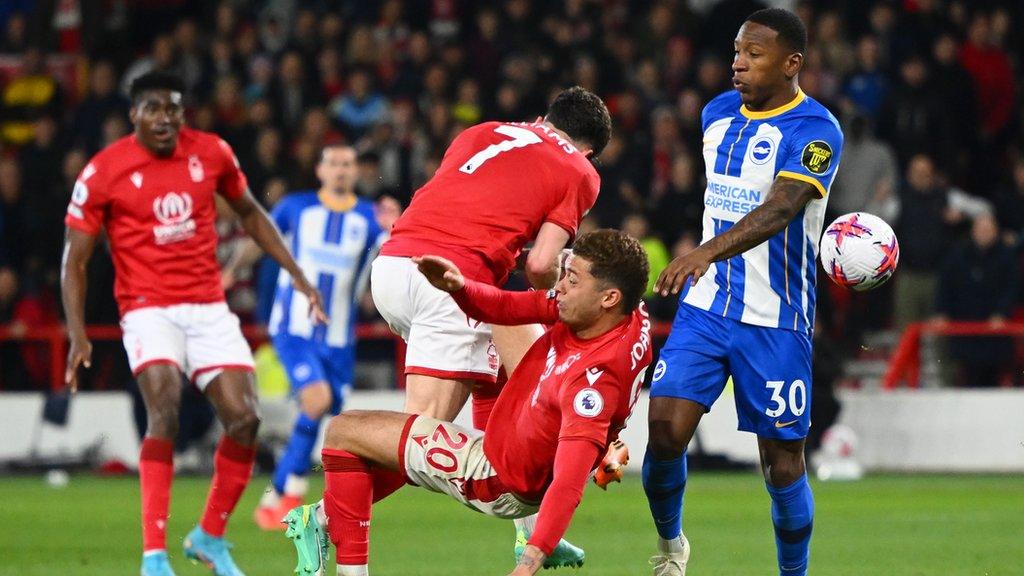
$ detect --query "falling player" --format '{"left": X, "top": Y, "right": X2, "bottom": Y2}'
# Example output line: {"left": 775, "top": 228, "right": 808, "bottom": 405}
{"left": 242, "top": 145, "right": 387, "bottom": 528}
{"left": 369, "top": 86, "right": 611, "bottom": 566}
{"left": 642, "top": 9, "right": 843, "bottom": 576}
{"left": 286, "top": 229, "right": 652, "bottom": 576}
{"left": 61, "top": 71, "right": 326, "bottom": 576}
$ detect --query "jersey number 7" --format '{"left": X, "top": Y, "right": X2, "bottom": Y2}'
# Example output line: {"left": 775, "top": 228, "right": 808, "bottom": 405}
{"left": 459, "top": 125, "right": 543, "bottom": 174}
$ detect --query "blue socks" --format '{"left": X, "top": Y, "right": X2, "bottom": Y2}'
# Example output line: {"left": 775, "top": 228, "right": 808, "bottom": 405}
{"left": 271, "top": 413, "right": 321, "bottom": 494}
{"left": 642, "top": 449, "right": 688, "bottom": 540}
{"left": 766, "top": 474, "right": 814, "bottom": 576}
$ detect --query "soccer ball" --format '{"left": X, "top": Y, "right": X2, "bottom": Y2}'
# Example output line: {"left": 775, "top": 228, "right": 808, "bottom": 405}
{"left": 819, "top": 212, "right": 899, "bottom": 291}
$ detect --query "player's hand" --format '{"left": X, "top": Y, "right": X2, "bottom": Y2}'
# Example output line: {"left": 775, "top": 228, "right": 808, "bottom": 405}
{"left": 594, "top": 439, "right": 629, "bottom": 490}
{"left": 412, "top": 255, "right": 465, "bottom": 292}
{"left": 655, "top": 246, "right": 713, "bottom": 296}
{"left": 293, "top": 277, "right": 330, "bottom": 324}
{"left": 66, "top": 332, "right": 93, "bottom": 393}
{"left": 508, "top": 544, "right": 546, "bottom": 575}
{"left": 220, "top": 267, "right": 237, "bottom": 290}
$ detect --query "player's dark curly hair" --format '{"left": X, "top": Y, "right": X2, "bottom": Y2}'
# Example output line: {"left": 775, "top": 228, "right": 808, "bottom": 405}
{"left": 572, "top": 229, "right": 649, "bottom": 314}
{"left": 745, "top": 8, "right": 807, "bottom": 54}
{"left": 545, "top": 86, "right": 612, "bottom": 158}
{"left": 129, "top": 71, "right": 187, "bottom": 102}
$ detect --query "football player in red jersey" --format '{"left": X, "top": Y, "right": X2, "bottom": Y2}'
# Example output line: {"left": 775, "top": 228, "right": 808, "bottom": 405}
{"left": 283, "top": 230, "right": 652, "bottom": 576}
{"left": 61, "top": 71, "right": 325, "bottom": 576}
{"left": 370, "top": 86, "right": 611, "bottom": 565}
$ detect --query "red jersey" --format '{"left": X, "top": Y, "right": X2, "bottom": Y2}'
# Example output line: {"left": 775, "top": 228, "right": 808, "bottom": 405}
{"left": 64, "top": 128, "right": 248, "bottom": 315}
{"left": 381, "top": 121, "right": 600, "bottom": 285}
{"left": 451, "top": 282, "right": 653, "bottom": 501}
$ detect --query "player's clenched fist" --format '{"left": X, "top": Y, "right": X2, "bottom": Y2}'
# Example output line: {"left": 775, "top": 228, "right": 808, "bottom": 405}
{"left": 413, "top": 255, "right": 465, "bottom": 292}
{"left": 655, "top": 246, "right": 713, "bottom": 296}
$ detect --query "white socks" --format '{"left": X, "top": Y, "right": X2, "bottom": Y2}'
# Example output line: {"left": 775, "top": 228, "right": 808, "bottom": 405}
{"left": 284, "top": 474, "right": 309, "bottom": 498}
{"left": 337, "top": 565, "right": 368, "bottom": 576}
{"left": 514, "top": 514, "right": 538, "bottom": 535}
{"left": 658, "top": 534, "right": 687, "bottom": 555}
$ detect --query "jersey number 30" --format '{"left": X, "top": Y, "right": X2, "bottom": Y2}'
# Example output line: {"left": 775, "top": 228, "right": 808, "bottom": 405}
{"left": 459, "top": 125, "right": 543, "bottom": 174}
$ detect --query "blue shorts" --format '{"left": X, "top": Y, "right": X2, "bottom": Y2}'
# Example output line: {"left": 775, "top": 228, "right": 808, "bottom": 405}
{"left": 272, "top": 334, "right": 354, "bottom": 415}
{"left": 651, "top": 303, "right": 813, "bottom": 440}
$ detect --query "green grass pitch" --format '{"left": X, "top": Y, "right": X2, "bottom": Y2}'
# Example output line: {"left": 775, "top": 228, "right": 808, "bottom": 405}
{"left": 1, "top": 472, "right": 1021, "bottom": 575}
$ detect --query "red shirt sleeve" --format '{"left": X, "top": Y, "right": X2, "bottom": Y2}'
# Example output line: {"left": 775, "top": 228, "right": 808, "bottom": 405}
{"left": 64, "top": 161, "right": 108, "bottom": 235}
{"left": 544, "top": 169, "right": 599, "bottom": 239}
{"left": 558, "top": 368, "right": 620, "bottom": 445}
{"left": 215, "top": 138, "right": 248, "bottom": 200}
{"left": 527, "top": 438, "right": 601, "bottom": 555}
{"left": 451, "top": 279, "right": 559, "bottom": 326}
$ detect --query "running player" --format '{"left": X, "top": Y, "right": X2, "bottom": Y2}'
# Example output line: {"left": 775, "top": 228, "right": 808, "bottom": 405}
{"left": 61, "top": 71, "right": 325, "bottom": 576}
{"left": 643, "top": 10, "right": 843, "bottom": 576}
{"left": 370, "top": 86, "right": 611, "bottom": 566}
{"left": 285, "top": 229, "right": 652, "bottom": 576}
{"left": 248, "top": 145, "right": 387, "bottom": 528}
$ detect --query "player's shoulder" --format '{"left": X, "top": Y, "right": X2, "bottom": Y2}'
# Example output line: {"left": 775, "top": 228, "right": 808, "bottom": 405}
{"left": 179, "top": 127, "right": 238, "bottom": 156}
{"left": 82, "top": 135, "right": 139, "bottom": 184}
{"left": 279, "top": 190, "right": 320, "bottom": 210}
{"left": 703, "top": 90, "right": 743, "bottom": 121}
{"left": 790, "top": 95, "right": 843, "bottom": 138}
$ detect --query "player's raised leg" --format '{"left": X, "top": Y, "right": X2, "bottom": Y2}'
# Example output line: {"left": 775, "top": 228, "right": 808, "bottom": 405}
{"left": 759, "top": 438, "right": 814, "bottom": 576}
{"left": 184, "top": 369, "right": 259, "bottom": 576}
{"left": 137, "top": 363, "right": 185, "bottom": 576}
{"left": 285, "top": 410, "right": 411, "bottom": 576}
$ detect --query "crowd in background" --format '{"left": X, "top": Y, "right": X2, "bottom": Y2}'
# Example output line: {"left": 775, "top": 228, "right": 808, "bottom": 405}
{"left": 1, "top": 0, "right": 1023, "bottom": 390}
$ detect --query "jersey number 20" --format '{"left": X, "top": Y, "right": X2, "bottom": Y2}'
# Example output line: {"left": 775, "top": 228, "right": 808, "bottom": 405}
{"left": 459, "top": 125, "right": 543, "bottom": 174}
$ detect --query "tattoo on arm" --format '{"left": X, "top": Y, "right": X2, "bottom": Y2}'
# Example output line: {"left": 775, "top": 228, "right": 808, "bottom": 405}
{"left": 701, "top": 178, "right": 818, "bottom": 262}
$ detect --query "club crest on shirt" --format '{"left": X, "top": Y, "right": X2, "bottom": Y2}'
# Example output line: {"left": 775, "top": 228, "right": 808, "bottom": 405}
{"left": 573, "top": 387, "right": 604, "bottom": 418}
{"left": 801, "top": 140, "right": 832, "bottom": 175}
{"left": 188, "top": 154, "right": 204, "bottom": 182}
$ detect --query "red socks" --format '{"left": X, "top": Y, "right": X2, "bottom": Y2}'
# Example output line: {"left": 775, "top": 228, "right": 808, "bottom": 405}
{"left": 471, "top": 368, "right": 506, "bottom": 430}
{"left": 200, "top": 437, "right": 256, "bottom": 537}
{"left": 323, "top": 449, "right": 373, "bottom": 565}
{"left": 140, "top": 437, "right": 174, "bottom": 552}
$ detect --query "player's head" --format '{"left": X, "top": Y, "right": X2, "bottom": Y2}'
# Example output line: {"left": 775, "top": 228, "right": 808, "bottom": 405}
{"left": 555, "top": 229, "right": 649, "bottom": 330}
{"left": 733, "top": 8, "right": 806, "bottom": 107}
{"left": 317, "top": 144, "right": 358, "bottom": 195}
{"left": 544, "top": 86, "right": 612, "bottom": 158}
{"left": 129, "top": 71, "right": 186, "bottom": 157}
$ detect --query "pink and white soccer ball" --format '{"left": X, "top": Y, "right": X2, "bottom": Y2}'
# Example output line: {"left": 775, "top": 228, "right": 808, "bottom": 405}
{"left": 819, "top": 212, "right": 899, "bottom": 292}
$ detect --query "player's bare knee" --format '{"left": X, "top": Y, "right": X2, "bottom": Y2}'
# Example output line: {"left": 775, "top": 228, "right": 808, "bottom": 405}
{"left": 223, "top": 409, "right": 261, "bottom": 443}
{"left": 146, "top": 407, "right": 180, "bottom": 440}
{"left": 647, "top": 419, "right": 686, "bottom": 460}
{"left": 299, "top": 384, "right": 332, "bottom": 420}
{"left": 324, "top": 411, "right": 363, "bottom": 450}
{"left": 762, "top": 445, "right": 806, "bottom": 487}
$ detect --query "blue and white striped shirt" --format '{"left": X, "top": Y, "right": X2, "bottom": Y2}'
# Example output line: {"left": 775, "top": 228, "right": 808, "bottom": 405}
{"left": 682, "top": 89, "right": 843, "bottom": 333}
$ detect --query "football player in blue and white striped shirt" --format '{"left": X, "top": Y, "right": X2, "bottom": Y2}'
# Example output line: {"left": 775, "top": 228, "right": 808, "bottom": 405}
{"left": 253, "top": 145, "right": 387, "bottom": 529}
{"left": 644, "top": 9, "right": 843, "bottom": 576}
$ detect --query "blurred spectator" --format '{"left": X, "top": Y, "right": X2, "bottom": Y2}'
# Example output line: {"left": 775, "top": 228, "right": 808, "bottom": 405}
{"left": 0, "top": 159, "right": 27, "bottom": 272}
{"left": 830, "top": 114, "right": 898, "bottom": 222}
{"left": 71, "top": 60, "right": 130, "bottom": 154}
{"left": 649, "top": 154, "right": 704, "bottom": 246}
{"left": 934, "top": 213, "right": 1019, "bottom": 387}
{"left": 842, "top": 35, "right": 887, "bottom": 118}
{"left": 929, "top": 33, "right": 977, "bottom": 185}
{"left": 120, "top": 35, "right": 176, "bottom": 96}
{"left": 877, "top": 54, "right": 951, "bottom": 167}
{"left": 269, "top": 51, "right": 319, "bottom": 130}
{"left": 622, "top": 213, "right": 670, "bottom": 299}
{"left": 960, "top": 12, "right": 1015, "bottom": 142}
{"left": 893, "top": 154, "right": 960, "bottom": 329}
{"left": 0, "top": 11, "right": 29, "bottom": 53}
{"left": 0, "top": 48, "right": 61, "bottom": 145}
{"left": 993, "top": 158, "right": 1024, "bottom": 245}
{"left": 331, "top": 68, "right": 389, "bottom": 140}
{"left": 0, "top": 266, "right": 31, "bottom": 389}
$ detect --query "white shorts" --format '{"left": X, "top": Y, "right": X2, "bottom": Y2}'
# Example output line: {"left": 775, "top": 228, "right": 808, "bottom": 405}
{"left": 400, "top": 415, "right": 538, "bottom": 519}
{"left": 120, "top": 302, "right": 255, "bottom": 390}
{"left": 371, "top": 255, "right": 499, "bottom": 382}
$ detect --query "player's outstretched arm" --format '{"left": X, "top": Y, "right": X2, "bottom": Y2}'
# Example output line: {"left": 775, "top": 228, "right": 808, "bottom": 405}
{"left": 227, "top": 190, "right": 329, "bottom": 323}
{"left": 524, "top": 223, "right": 571, "bottom": 289}
{"left": 655, "top": 177, "right": 819, "bottom": 296}
{"left": 60, "top": 227, "right": 97, "bottom": 392}
{"left": 414, "top": 255, "right": 560, "bottom": 326}
{"left": 515, "top": 438, "right": 602, "bottom": 575}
